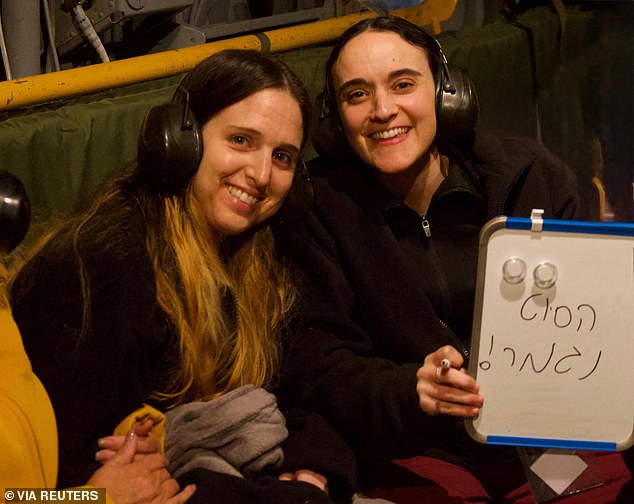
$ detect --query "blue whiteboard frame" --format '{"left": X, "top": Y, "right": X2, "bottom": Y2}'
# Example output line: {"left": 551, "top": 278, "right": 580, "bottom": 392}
{"left": 505, "top": 217, "right": 634, "bottom": 237}
{"left": 466, "top": 215, "right": 634, "bottom": 452}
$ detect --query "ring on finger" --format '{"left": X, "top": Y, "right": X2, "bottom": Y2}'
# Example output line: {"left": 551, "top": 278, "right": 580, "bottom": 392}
{"left": 434, "top": 366, "right": 442, "bottom": 384}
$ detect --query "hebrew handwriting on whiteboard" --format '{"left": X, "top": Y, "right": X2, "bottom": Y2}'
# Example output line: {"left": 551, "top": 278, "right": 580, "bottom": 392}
{"left": 519, "top": 294, "right": 596, "bottom": 332}
{"left": 478, "top": 335, "right": 603, "bottom": 381}
{"left": 477, "top": 293, "right": 603, "bottom": 380}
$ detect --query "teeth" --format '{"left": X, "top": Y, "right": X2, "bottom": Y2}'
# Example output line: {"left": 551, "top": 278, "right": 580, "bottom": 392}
{"left": 371, "top": 127, "right": 408, "bottom": 140}
{"left": 226, "top": 184, "right": 259, "bottom": 205}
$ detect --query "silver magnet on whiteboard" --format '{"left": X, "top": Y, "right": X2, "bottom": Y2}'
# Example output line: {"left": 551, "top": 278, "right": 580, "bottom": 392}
{"left": 533, "top": 262, "right": 557, "bottom": 289}
{"left": 502, "top": 257, "right": 527, "bottom": 284}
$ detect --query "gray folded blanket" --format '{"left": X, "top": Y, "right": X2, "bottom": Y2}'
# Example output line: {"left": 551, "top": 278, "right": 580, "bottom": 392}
{"left": 165, "top": 384, "right": 288, "bottom": 479}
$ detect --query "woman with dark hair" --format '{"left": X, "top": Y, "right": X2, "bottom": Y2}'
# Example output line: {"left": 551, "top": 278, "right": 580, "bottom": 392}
{"left": 275, "top": 15, "right": 631, "bottom": 503}
{"left": 8, "top": 49, "right": 355, "bottom": 504}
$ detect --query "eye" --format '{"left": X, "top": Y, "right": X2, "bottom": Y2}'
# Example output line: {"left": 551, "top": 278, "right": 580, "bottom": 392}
{"left": 230, "top": 135, "right": 249, "bottom": 146}
{"left": 273, "top": 151, "right": 295, "bottom": 168}
{"left": 394, "top": 80, "right": 415, "bottom": 92}
{"left": 345, "top": 89, "right": 369, "bottom": 104}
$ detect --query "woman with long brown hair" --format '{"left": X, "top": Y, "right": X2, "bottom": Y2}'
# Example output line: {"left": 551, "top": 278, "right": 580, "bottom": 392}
{"left": 9, "top": 49, "right": 354, "bottom": 504}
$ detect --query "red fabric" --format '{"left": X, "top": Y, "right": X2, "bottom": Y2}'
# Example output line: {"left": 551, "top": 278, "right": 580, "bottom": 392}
{"left": 365, "top": 457, "right": 489, "bottom": 503}
{"left": 364, "top": 452, "right": 632, "bottom": 504}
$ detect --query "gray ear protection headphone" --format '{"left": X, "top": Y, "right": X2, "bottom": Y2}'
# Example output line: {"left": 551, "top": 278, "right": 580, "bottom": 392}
{"left": 136, "top": 87, "right": 313, "bottom": 226}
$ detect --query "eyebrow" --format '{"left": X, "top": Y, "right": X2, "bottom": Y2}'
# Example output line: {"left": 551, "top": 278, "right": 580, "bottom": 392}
{"left": 337, "top": 68, "right": 424, "bottom": 98}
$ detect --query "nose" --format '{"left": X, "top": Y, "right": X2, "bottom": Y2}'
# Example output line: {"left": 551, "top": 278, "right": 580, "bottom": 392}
{"left": 371, "top": 90, "right": 398, "bottom": 122}
{"left": 245, "top": 151, "right": 273, "bottom": 189}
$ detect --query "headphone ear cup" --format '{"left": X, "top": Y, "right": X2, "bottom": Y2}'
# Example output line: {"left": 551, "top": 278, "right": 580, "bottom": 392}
{"left": 436, "top": 64, "right": 479, "bottom": 139}
{"left": 311, "top": 91, "right": 352, "bottom": 163}
{"left": 273, "top": 160, "right": 314, "bottom": 227}
{"left": 0, "top": 170, "right": 30, "bottom": 253}
{"left": 136, "top": 102, "right": 202, "bottom": 192}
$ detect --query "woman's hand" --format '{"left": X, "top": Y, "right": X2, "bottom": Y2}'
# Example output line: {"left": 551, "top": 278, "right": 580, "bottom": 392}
{"left": 96, "top": 415, "right": 160, "bottom": 463}
{"left": 279, "top": 469, "right": 328, "bottom": 492}
{"left": 87, "top": 431, "right": 196, "bottom": 504}
{"left": 416, "top": 345, "right": 483, "bottom": 417}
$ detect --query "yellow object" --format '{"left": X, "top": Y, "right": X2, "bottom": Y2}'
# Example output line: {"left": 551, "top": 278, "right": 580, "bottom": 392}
{"left": 0, "top": 306, "right": 166, "bottom": 496}
{"left": 0, "top": 0, "right": 456, "bottom": 111}
{"left": 0, "top": 308, "right": 58, "bottom": 490}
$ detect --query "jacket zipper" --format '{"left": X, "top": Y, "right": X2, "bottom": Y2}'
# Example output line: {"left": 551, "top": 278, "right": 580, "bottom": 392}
{"left": 439, "top": 318, "right": 470, "bottom": 363}
{"left": 421, "top": 216, "right": 431, "bottom": 237}
{"left": 420, "top": 214, "right": 468, "bottom": 362}
{"left": 421, "top": 216, "right": 454, "bottom": 340}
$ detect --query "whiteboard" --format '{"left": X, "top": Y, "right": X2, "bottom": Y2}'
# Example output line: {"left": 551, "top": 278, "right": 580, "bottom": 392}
{"left": 465, "top": 215, "right": 634, "bottom": 451}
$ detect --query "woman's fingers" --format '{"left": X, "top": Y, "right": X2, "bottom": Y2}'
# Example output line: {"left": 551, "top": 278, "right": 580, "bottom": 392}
{"left": 98, "top": 432, "right": 160, "bottom": 454}
{"left": 416, "top": 346, "right": 484, "bottom": 417}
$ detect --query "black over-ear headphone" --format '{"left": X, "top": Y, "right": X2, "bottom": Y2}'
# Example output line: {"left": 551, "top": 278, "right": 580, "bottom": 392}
{"left": 430, "top": 36, "right": 479, "bottom": 139}
{"left": 136, "top": 87, "right": 203, "bottom": 193}
{"left": 0, "top": 170, "right": 30, "bottom": 254}
{"left": 136, "top": 86, "right": 313, "bottom": 226}
{"left": 314, "top": 25, "right": 479, "bottom": 160}
{"left": 430, "top": 36, "right": 480, "bottom": 139}
{"left": 274, "top": 157, "right": 313, "bottom": 227}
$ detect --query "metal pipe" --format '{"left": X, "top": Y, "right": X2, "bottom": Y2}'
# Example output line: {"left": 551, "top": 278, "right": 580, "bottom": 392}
{"left": 0, "top": 6, "right": 12, "bottom": 80}
{"left": 0, "top": 0, "right": 456, "bottom": 111}
{"left": 41, "top": 0, "right": 61, "bottom": 72}
{"left": 1, "top": 0, "right": 40, "bottom": 79}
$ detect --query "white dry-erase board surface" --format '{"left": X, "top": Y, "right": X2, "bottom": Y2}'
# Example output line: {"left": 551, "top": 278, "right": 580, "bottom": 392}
{"left": 466, "top": 215, "right": 634, "bottom": 451}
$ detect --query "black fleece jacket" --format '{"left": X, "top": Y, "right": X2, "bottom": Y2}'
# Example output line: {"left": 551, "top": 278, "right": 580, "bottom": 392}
{"left": 274, "top": 130, "right": 586, "bottom": 470}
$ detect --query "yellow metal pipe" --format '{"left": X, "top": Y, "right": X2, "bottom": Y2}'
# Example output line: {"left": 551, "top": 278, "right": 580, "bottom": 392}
{"left": 0, "top": 0, "right": 456, "bottom": 111}
{"left": 0, "top": 36, "right": 262, "bottom": 111}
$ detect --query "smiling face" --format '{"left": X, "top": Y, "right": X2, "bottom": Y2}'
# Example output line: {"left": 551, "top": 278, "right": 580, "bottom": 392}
{"left": 192, "top": 88, "right": 303, "bottom": 236}
{"left": 333, "top": 30, "right": 437, "bottom": 177}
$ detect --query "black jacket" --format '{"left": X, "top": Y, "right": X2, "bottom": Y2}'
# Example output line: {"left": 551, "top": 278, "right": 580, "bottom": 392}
{"left": 274, "top": 130, "right": 586, "bottom": 470}
{"left": 10, "top": 206, "right": 355, "bottom": 504}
